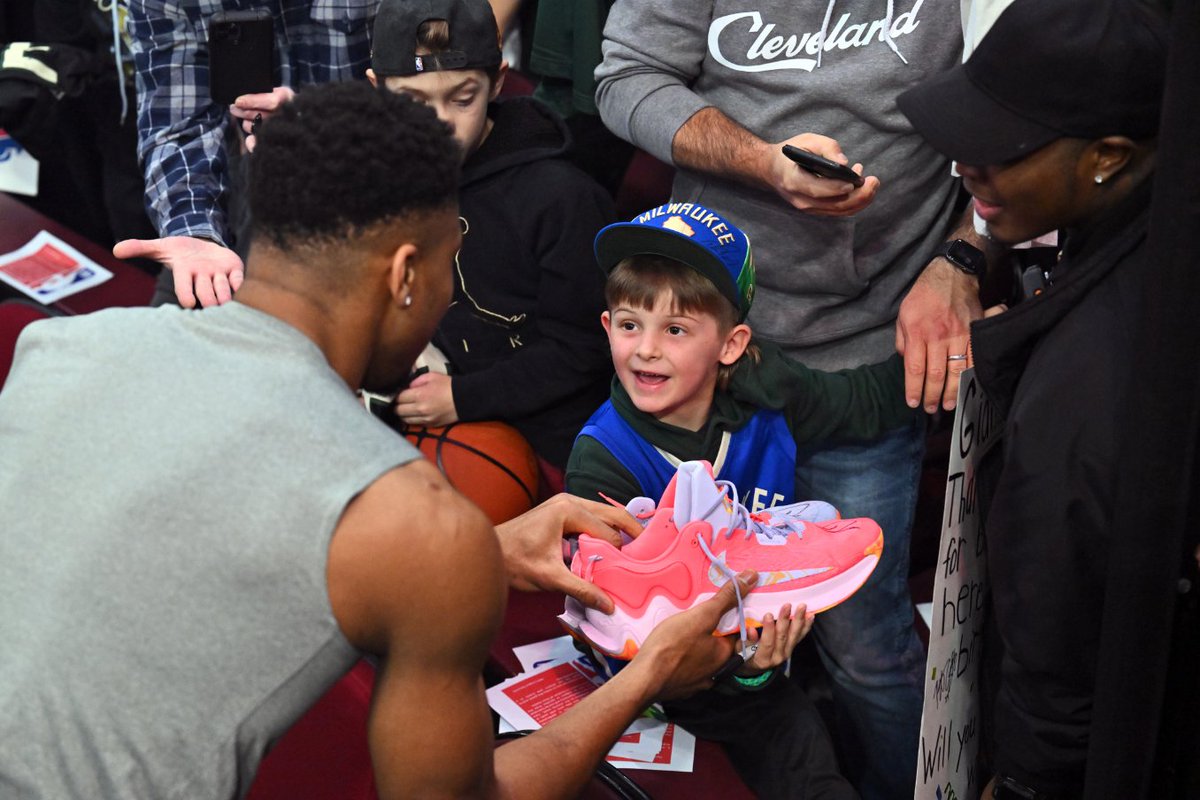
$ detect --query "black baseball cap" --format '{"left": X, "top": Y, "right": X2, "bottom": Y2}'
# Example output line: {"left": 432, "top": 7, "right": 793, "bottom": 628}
{"left": 897, "top": 0, "right": 1167, "bottom": 165}
{"left": 371, "top": 0, "right": 502, "bottom": 79}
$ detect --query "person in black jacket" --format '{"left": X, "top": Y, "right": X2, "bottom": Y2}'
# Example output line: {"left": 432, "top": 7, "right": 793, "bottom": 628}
{"left": 367, "top": 0, "right": 613, "bottom": 477}
{"left": 897, "top": 1, "right": 1170, "bottom": 797}
{"left": 0, "top": 0, "right": 156, "bottom": 252}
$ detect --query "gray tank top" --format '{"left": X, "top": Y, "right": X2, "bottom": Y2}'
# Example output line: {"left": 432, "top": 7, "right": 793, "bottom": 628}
{"left": 0, "top": 302, "right": 420, "bottom": 799}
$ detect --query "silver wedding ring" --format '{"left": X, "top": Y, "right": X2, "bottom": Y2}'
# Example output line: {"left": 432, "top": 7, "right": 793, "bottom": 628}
{"left": 947, "top": 354, "right": 968, "bottom": 361}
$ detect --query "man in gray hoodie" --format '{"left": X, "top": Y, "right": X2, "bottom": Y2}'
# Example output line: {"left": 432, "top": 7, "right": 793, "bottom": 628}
{"left": 596, "top": 2, "right": 993, "bottom": 796}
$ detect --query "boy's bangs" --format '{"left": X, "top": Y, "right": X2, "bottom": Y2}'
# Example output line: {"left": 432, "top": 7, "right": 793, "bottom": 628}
{"left": 606, "top": 256, "right": 735, "bottom": 326}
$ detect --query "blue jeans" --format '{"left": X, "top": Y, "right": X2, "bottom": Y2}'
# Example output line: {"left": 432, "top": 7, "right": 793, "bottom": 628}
{"left": 794, "top": 416, "right": 927, "bottom": 800}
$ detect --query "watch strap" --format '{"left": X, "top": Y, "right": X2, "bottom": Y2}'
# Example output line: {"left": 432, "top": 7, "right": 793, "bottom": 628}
{"left": 993, "top": 775, "right": 1054, "bottom": 800}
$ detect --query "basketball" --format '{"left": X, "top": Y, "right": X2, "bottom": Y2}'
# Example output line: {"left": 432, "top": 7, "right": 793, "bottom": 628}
{"left": 399, "top": 421, "right": 540, "bottom": 525}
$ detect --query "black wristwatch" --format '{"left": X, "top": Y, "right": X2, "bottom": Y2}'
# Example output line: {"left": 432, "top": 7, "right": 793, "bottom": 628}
{"left": 936, "top": 238, "right": 987, "bottom": 281}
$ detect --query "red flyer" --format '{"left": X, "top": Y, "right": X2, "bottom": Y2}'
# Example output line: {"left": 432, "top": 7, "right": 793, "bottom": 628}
{"left": 487, "top": 640, "right": 696, "bottom": 772}
{"left": 499, "top": 662, "right": 598, "bottom": 726}
{"left": 0, "top": 231, "right": 112, "bottom": 303}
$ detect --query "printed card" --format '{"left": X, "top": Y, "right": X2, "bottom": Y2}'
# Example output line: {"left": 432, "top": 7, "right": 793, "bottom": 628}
{"left": 487, "top": 640, "right": 696, "bottom": 772}
{"left": 0, "top": 230, "right": 112, "bottom": 304}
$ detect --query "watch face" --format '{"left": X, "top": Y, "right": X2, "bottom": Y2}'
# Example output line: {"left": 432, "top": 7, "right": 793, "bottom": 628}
{"left": 944, "top": 239, "right": 986, "bottom": 276}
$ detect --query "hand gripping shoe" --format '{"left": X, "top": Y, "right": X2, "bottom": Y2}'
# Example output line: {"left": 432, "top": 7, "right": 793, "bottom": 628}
{"left": 560, "top": 461, "right": 883, "bottom": 660}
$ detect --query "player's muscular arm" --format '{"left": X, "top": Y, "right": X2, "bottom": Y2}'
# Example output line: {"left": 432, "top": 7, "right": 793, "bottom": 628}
{"left": 328, "top": 463, "right": 753, "bottom": 797}
{"left": 328, "top": 461, "right": 507, "bottom": 797}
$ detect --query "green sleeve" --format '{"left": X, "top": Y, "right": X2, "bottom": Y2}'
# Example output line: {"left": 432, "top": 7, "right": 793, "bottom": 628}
{"left": 729, "top": 341, "right": 917, "bottom": 445}
{"left": 564, "top": 435, "right": 645, "bottom": 505}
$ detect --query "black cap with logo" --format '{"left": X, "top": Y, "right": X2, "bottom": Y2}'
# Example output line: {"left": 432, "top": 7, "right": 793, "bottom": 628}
{"left": 897, "top": 0, "right": 1167, "bottom": 165}
{"left": 371, "top": 0, "right": 502, "bottom": 79}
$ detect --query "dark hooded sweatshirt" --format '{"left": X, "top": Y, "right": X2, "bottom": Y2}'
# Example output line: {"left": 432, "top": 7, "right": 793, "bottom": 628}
{"left": 435, "top": 96, "right": 614, "bottom": 468}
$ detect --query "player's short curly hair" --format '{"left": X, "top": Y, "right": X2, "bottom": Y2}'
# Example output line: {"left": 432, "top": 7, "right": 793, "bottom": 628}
{"left": 249, "top": 80, "right": 460, "bottom": 250}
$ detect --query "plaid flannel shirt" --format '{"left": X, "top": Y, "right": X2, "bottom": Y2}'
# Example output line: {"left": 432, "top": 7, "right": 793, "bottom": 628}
{"left": 127, "top": 0, "right": 377, "bottom": 243}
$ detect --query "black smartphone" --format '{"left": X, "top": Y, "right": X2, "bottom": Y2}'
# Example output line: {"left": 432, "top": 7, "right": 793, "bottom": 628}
{"left": 208, "top": 9, "right": 274, "bottom": 105}
{"left": 781, "top": 144, "right": 865, "bottom": 187}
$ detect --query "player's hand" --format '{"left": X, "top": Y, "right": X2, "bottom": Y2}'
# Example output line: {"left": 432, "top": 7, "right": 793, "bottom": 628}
{"left": 393, "top": 372, "right": 458, "bottom": 427}
{"left": 634, "top": 570, "right": 759, "bottom": 701}
{"left": 113, "top": 236, "right": 243, "bottom": 308}
{"left": 767, "top": 133, "right": 879, "bottom": 217}
{"left": 738, "top": 603, "right": 813, "bottom": 675}
{"left": 230, "top": 86, "right": 295, "bottom": 152}
{"left": 896, "top": 257, "right": 983, "bottom": 412}
{"left": 495, "top": 494, "right": 643, "bottom": 613}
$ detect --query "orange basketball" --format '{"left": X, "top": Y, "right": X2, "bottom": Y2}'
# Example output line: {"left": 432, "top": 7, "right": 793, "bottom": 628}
{"left": 399, "top": 421, "right": 540, "bottom": 525}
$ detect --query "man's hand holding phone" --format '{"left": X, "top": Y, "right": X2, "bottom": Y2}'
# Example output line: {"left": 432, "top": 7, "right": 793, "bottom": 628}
{"left": 208, "top": 9, "right": 284, "bottom": 152}
{"left": 767, "top": 133, "right": 878, "bottom": 217}
{"left": 782, "top": 144, "right": 865, "bottom": 187}
{"left": 229, "top": 86, "right": 296, "bottom": 152}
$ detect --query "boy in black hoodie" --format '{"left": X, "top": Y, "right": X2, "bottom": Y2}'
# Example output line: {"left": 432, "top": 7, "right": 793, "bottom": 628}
{"left": 367, "top": 0, "right": 614, "bottom": 480}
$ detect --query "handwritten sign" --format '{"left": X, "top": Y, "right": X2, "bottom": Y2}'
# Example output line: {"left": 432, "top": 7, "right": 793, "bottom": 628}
{"left": 915, "top": 370, "right": 1001, "bottom": 799}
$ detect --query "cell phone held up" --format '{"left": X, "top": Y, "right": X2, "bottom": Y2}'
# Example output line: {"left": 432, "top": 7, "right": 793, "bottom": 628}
{"left": 208, "top": 9, "right": 274, "bottom": 106}
{"left": 781, "top": 144, "right": 865, "bottom": 188}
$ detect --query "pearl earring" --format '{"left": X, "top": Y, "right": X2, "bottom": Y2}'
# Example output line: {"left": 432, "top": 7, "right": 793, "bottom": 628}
{"left": 403, "top": 295, "right": 413, "bottom": 307}
{"left": 1094, "top": 175, "right": 1104, "bottom": 184}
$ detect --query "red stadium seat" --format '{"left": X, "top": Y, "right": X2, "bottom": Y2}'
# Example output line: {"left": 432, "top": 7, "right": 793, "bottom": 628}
{"left": 246, "top": 660, "right": 379, "bottom": 800}
{"left": 499, "top": 68, "right": 536, "bottom": 98}
{"left": 0, "top": 299, "right": 56, "bottom": 388}
{"left": 614, "top": 149, "right": 675, "bottom": 222}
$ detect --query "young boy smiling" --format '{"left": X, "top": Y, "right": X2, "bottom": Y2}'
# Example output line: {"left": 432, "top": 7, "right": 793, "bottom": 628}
{"left": 604, "top": 259, "right": 748, "bottom": 432}
{"left": 566, "top": 204, "right": 919, "bottom": 797}
{"left": 366, "top": 0, "right": 613, "bottom": 478}
{"left": 567, "top": 202, "right": 915, "bottom": 511}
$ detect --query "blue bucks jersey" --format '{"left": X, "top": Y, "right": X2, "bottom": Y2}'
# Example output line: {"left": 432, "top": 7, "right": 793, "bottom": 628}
{"left": 579, "top": 402, "right": 797, "bottom": 511}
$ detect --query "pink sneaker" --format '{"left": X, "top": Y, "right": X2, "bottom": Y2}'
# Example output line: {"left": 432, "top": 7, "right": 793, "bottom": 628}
{"left": 610, "top": 467, "right": 840, "bottom": 533}
{"left": 560, "top": 461, "right": 882, "bottom": 660}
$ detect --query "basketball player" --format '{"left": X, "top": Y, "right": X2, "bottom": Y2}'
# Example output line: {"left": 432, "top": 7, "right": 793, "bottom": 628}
{"left": 0, "top": 82, "right": 753, "bottom": 798}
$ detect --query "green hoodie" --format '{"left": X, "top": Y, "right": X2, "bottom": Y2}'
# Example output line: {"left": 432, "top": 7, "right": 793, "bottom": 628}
{"left": 565, "top": 339, "right": 916, "bottom": 503}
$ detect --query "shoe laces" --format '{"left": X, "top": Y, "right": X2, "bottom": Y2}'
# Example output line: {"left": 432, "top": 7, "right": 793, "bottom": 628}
{"left": 599, "top": 491, "right": 656, "bottom": 527}
{"left": 693, "top": 478, "right": 802, "bottom": 660}
{"left": 586, "top": 479, "right": 800, "bottom": 662}
{"left": 709, "top": 479, "right": 808, "bottom": 543}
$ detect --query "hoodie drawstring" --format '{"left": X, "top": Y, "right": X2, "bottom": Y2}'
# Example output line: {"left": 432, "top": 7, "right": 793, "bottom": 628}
{"left": 881, "top": 0, "right": 909, "bottom": 64}
{"left": 816, "top": 0, "right": 836, "bottom": 69}
{"left": 106, "top": 0, "right": 130, "bottom": 124}
{"left": 817, "top": 0, "right": 909, "bottom": 69}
